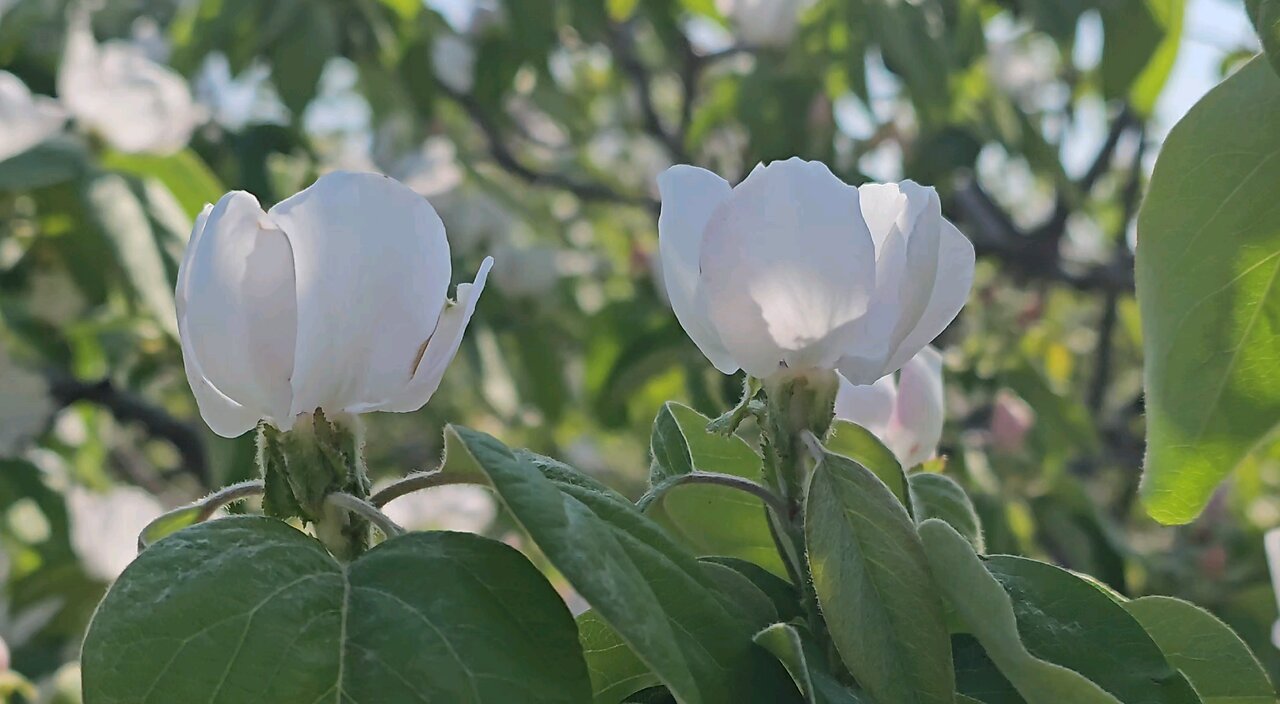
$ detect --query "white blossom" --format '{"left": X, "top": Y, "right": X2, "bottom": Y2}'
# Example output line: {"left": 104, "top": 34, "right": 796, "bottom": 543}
{"left": 657, "top": 158, "right": 974, "bottom": 383}
{"left": 176, "top": 171, "right": 492, "bottom": 437}
{"left": 0, "top": 71, "right": 66, "bottom": 163}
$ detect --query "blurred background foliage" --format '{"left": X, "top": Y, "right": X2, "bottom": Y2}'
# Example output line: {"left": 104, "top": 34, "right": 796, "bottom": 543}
{"left": 0, "top": 0, "right": 1271, "bottom": 699}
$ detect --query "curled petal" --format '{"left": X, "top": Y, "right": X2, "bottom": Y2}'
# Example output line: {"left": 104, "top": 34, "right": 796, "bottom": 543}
{"left": 657, "top": 165, "right": 738, "bottom": 374}
{"left": 268, "top": 172, "right": 452, "bottom": 418}
{"left": 177, "top": 192, "right": 297, "bottom": 435}
{"left": 880, "top": 218, "right": 975, "bottom": 375}
{"left": 366, "top": 256, "right": 493, "bottom": 413}
{"left": 700, "top": 158, "right": 877, "bottom": 377}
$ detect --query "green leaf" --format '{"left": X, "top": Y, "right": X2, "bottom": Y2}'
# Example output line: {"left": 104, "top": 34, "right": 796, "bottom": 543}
{"left": 918, "top": 519, "right": 1123, "bottom": 704}
{"left": 82, "top": 516, "right": 590, "bottom": 703}
{"left": 1136, "top": 57, "right": 1280, "bottom": 523}
{"left": 1247, "top": 0, "right": 1280, "bottom": 77}
{"left": 700, "top": 558, "right": 778, "bottom": 627}
{"left": 1125, "top": 595, "right": 1276, "bottom": 703}
{"left": 983, "top": 555, "right": 1200, "bottom": 704}
{"left": 701, "top": 556, "right": 802, "bottom": 623}
{"left": 83, "top": 173, "right": 179, "bottom": 339}
{"left": 0, "top": 138, "right": 86, "bottom": 192}
{"left": 607, "top": 0, "right": 641, "bottom": 21}
{"left": 270, "top": 2, "right": 338, "bottom": 116}
{"left": 578, "top": 610, "right": 661, "bottom": 704}
{"left": 753, "top": 623, "right": 866, "bottom": 704}
{"left": 1099, "top": 0, "right": 1164, "bottom": 103}
{"left": 1129, "top": 0, "right": 1186, "bottom": 115}
{"left": 645, "top": 403, "right": 787, "bottom": 577}
{"left": 649, "top": 401, "right": 762, "bottom": 483}
{"left": 908, "top": 472, "right": 984, "bottom": 552}
{"left": 138, "top": 481, "right": 264, "bottom": 549}
{"left": 447, "top": 426, "right": 801, "bottom": 704}
{"left": 805, "top": 451, "right": 954, "bottom": 704}
{"left": 100, "top": 149, "right": 225, "bottom": 219}
{"left": 824, "top": 420, "right": 909, "bottom": 506}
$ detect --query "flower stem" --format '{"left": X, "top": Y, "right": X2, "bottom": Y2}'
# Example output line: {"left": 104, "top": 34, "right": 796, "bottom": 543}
{"left": 326, "top": 492, "right": 405, "bottom": 540}
{"left": 369, "top": 470, "right": 484, "bottom": 508}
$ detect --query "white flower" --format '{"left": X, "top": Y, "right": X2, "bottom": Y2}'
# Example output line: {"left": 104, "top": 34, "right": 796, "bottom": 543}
{"left": 176, "top": 171, "right": 493, "bottom": 438}
{"left": 715, "top": 0, "right": 809, "bottom": 47}
{"left": 0, "top": 71, "right": 66, "bottom": 163}
{"left": 67, "top": 485, "right": 164, "bottom": 581}
{"left": 380, "top": 484, "right": 497, "bottom": 534}
{"left": 0, "top": 347, "right": 54, "bottom": 457}
{"left": 57, "top": 13, "right": 202, "bottom": 154}
{"left": 835, "top": 346, "right": 944, "bottom": 468}
{"left": 657, "top": 158, "right": 974, "bottom": 383}
{"left": 432, "top": 34, "right": 476, "bottom": 94}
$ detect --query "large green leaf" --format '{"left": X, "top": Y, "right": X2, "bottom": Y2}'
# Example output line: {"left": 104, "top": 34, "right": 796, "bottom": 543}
{"left": 824, "top": 420, "right": 909, "bottom": 506}
{"left": 1136, "top": 57, "right": 1280, "bottom": 523}
{"left": 448, "top": 426, "right": 800, "bottom": 704}
{"left": 908, "top": 472, "right": 984, "bottom": 552}
{"left": 1247, "top": 0, "right": 1280, "bottom": 77}
{"left": 0, "top": 138, "right": 86, "bottom": 192}
{"left": 1125, "top": 596, "right": 1275, "bottom": 703}
{"left": 805, "top": 451, "right": 954, "bottom": 704}
{"left": 83, "top": 173, "right": 179, "bottom": 339}
{"left": 645, "top": 402, "right": 787, "bottom": 577}
{"left": 82, "top": 516, "right": 590, "bottom": 703}
{"left": 753, "top": 623, "right": 866, "bottom": 704}
{"left": 578, "top": 610, "right": 660, "bottom": 704}
{"left": 983, "top": 556, "right": 1199, "bottom": 704}
{"left": 1129, "top": 0, "right": 1186, "bottom": 115}
{"left": 918, "top": 520, "right": 1123, "bottom": 704}
{"left": 101, "top": 149, "right": 225, "bottom": 219}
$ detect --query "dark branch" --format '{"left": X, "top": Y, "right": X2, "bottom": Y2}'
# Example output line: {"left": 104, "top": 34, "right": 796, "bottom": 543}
{"left": 48, "top": 375, "right": 208, "bottom": 486}
{"left": 608, "top": 22, "right": 689, "bottom": 161}
{"left": 439, "top": 85, "right": 654, "bottom": 209}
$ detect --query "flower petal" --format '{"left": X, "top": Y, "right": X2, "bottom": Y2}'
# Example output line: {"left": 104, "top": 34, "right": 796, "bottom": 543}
{"left": 834, "top": 373, "right": 896, "bottom": 437}
{"left": 699, "top": 158, "right": 877, "bottom": 376}
{"left": 0, "top": 71, "right": 66, "bottom": 163}
{"left": 364, "top": 256, "right": 493, "bottom": 413}
{"left": 178, "top": 192, "right": 297, "bottom": 435}
{"left": 884, "top": 346, "right": 945, "bottom": 468}
{"left": 267, "top": 172, "right": 453, "bottom": 418}
{"left": 657, "top": 165, "right": 738, "bottom": 374}
{"left": 881, "top": 217, "right": 975, "bottom": 375}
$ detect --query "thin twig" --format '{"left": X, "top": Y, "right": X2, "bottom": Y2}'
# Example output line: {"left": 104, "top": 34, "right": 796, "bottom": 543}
{"left": 48, "top": 374, "right": 209, "bottom": 486}
{"left": 608, "top": 22, "right": 689, "bottom": 161}
{"left": 369, "top": 470, "right": 482, "bottom": 508}
{"left": 636, "top": 471, "right": 790, "bottom": 519}
{"left": 327, "top": 492, "right": 405, "bottom": 539}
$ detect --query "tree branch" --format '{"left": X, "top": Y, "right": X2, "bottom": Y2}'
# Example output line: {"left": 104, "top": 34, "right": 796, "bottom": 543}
{"left": 608, "top": 22, "right": 689, "bottom": 162}
{"left": 439, "top": 85, "right": 654, "bottom": 209}
{"left": 48, "top": 375, "right": 209, "bottom": 486}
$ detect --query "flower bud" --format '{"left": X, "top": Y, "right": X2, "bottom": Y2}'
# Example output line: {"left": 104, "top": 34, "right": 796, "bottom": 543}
{"left": 990, "top": 389, "right": 1036, "bottom": 454}
{"left": 177, "top": 171, "right": 492, "bottom": 438}
{"left": 835, "top": 347, "right": 945, "bottom": 469}
{"left": 658, "top": 158, "right": 974, "bottom": 384}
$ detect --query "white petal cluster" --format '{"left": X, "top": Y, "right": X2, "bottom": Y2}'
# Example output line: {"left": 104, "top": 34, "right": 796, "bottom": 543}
{"left": 58, "top": 14, "right": 202, "bottom": 155}
{"left": 0, "top": 71, "right": 66, "bottom": 163}
{"left": 835, "top": 346, "right": 945, "bottom": 468}
{"left": 176, "top": 171, "right": 491, "bottom": 437}
{"left": 715, "top": 0, "right": 809, "bottom": 47}
{"left": 658, "top": 158, "right": 974, "bottom": 384}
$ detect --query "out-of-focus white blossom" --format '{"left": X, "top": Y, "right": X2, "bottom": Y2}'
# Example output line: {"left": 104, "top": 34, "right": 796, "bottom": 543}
{"left": 58, "top": 13, "right": 202, "bottom": 154}
{"left": 433, "top": 34, "right": 476, "bottom": 94}
{"left": 835, "top": 347, "right": 945, "bottom": 468}
{"left": 0, "top": 71, "right": 66, "bottom": 163}
{"left": 658, "top": 158, "right": 974, "bottom": 383}
{"left": 67, "top": 485, "right": 164, "bottom": 581}
{"left": 990, "top": 388, "right": 1036, "bottom": 454}
{"left": 715, "top": 0, "right": 809, "bottom": 47}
